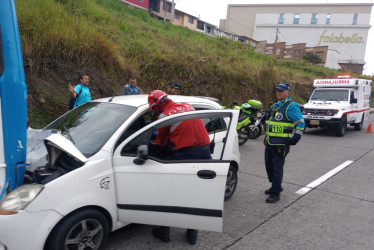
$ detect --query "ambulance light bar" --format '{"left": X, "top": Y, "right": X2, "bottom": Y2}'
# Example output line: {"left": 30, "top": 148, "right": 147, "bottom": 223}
{"left": 321, "top": 75, "right": 352, "bottom": 79}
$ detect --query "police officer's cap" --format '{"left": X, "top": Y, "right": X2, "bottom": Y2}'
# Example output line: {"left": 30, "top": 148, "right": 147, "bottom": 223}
{"left": 168, "top": 82, "right": 182, "bottom": 90}
{"left": 275, "top": 82, "right": 291, "bottom": 91}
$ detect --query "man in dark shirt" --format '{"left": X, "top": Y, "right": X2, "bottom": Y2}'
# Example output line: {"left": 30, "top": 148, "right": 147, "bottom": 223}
{"left": 121, "top": 76, "right": 142, "bottom": 95}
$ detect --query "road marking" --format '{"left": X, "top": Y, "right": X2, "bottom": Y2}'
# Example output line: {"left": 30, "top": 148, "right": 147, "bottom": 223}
{"left": 296, "top": 160, "right": 354, "bottom": 195}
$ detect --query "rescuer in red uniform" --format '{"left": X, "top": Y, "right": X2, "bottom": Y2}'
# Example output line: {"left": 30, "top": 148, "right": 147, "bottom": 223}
{"left": 148, "top": 90, "right": 212, "bottom": 245}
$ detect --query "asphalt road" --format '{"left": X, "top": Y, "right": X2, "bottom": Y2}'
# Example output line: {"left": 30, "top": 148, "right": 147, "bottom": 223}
{"left": 105, "top": 115, "right": 374, "bottom": 250}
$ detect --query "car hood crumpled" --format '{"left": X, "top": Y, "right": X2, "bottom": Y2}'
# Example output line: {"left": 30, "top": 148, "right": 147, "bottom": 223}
{"left": 44, "top": 134, "right": 88, "bottom": 165}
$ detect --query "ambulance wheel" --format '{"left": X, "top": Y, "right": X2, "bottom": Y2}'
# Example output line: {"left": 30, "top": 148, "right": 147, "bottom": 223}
{"left": 335, "top": 117, "right": 347, "bottom": 137}
{"left": 353, "top": 114, "right": 364, "bottom": 131}
{"left": 46, "top": 209, "right": 109, "bottom": 250}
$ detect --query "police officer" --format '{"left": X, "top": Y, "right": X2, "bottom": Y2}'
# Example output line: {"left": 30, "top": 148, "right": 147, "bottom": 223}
{"left": 148, "top": 90, "right": 211, "bottom": 245}
{"left": 264, "top": 82, "right": 305, "bottom": 203}
{"left": 166, "top": 82, "right": 182, "bottom": 95}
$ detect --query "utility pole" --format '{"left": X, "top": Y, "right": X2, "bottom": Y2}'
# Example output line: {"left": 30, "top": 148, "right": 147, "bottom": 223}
{"left": 171, "top": 0, "right": 175, "bottom": 23}
{"left": 275, "top": 28, "right": 279, "bottom": 44}
{"left": 163, "top": 0, "right": 166, "bottom": 21}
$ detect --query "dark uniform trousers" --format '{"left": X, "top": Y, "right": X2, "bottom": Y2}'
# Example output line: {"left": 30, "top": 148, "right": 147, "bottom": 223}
{"left": 171, "top": 145, "right": 212, "bottom": 160}
{"left": 265, "top": 144, "right": 287, "bottom": 195}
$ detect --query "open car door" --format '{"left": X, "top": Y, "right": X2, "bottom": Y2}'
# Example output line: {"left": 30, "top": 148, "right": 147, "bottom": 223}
{"left": 112, "top": 109, "right": 239, "bottom": 232}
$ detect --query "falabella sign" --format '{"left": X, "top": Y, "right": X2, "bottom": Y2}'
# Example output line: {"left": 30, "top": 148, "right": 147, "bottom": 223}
{"left": 317, "top": 30, "right": 365, "bottom": 45}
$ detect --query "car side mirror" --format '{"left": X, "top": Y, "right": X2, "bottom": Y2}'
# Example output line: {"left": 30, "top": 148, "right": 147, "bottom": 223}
{"left": 351, "top": 98, "right": 357, "bottom": 104}
{"left": 133, "top": 145, "right": 148, "bottom": 165}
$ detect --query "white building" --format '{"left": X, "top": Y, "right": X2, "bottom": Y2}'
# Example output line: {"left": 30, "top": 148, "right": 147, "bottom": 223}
{"left": 221, "top": 3, "right": 373, "bottom": 74}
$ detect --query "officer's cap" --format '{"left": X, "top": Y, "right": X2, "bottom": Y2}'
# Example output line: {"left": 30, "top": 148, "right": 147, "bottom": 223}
{"left": 168, "top": 82, "right": 182, "bottom": 90}
{"left": 275, "top": 82, "right": 291, "bottom": 91}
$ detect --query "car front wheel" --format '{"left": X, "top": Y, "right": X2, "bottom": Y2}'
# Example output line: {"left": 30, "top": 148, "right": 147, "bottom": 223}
{"left": 224, "top": 166, "right": 238, "bottom": 201}
{"left": 46, "top": 209, "right": 109, "bottom": 250}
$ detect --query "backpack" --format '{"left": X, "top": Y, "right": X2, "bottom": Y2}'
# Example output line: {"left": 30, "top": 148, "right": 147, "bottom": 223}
{"left": 68, "top": 84, "right": 83, "bottom": 110}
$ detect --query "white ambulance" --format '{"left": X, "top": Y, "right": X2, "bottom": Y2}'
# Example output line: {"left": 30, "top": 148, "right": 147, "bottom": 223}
{"left": 302, "top": 76, "right": 372, "bottom": 137}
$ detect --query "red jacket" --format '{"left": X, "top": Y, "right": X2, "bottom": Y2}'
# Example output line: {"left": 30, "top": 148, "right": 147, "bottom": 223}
{"left": 156, "top": 100, "right": 210, "bottom": 150}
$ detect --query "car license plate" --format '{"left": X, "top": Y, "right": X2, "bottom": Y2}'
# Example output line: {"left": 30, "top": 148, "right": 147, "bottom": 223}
{"left": 310, "top": 120, "right": 320, "bottom": 125}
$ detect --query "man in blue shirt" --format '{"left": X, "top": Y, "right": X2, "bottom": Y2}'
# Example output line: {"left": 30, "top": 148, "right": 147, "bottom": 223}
{"left": 68, "top": 74, "right": 91, "bottom": 108}
{"left": 121, "top": 76, "right": 142, "bottom": 95}
{"left": 264, "top": 82, "right": 305, "bottom": 203}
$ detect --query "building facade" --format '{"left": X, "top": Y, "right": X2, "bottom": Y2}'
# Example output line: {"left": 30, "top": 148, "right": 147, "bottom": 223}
{"left": 121, "top": 0, "right": 149, "bottom": 10}
{"left": 221, "top": 3, "right": 373, "bottom": 74}
{"left": 148, "top": 0, "right": 199, "bottom": 30}
{"left": 122, "top": 0, "right": 236, "bottom": 38}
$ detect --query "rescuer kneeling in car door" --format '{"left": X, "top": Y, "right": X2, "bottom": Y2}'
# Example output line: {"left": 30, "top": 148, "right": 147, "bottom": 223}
{"left": 264, "top": 82, "right": 305, "bottom": 203}
{"left": 148, "top": 90, "right": 211, "bottom": 245}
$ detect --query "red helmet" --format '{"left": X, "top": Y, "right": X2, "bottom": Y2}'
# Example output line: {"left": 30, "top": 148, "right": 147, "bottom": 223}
{"left": 148, "top": 90, "right": 168, "bottom": 113}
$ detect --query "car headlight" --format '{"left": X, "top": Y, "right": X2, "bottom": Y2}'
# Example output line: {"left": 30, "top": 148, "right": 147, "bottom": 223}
{"left": 326, "top": 110, "right": 339, "bottom": 116}
{"left": 0, "top": 184, "right": 44, "bottom": 215}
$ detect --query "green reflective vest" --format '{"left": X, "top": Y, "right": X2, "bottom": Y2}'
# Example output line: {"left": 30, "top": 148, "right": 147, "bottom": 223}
{"left": 266, "top": 100, "right": 294, "bottom": 145}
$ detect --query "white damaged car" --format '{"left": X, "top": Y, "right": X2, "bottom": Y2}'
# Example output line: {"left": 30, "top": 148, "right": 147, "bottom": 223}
{"left": 0, "top": 95, "right": 240, "bottom": 250}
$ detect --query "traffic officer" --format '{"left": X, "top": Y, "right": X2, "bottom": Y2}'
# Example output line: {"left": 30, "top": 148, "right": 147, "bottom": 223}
{"left": 264, "top": 82, "right": 305, "bottom": 203}
{"left": 166, "top": 82, "right": 182, "bottom": 95}
{"left": 148, "top": 90, "right": 211, "bottom": 245}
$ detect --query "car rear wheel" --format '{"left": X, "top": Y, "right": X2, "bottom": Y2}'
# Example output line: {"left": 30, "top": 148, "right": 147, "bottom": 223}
{"left": 46, "top": 209, "right": 109, "bottom": 250}
{"left": 238, "top": 127, "right": 249, "bottom": 146}
{"left": 224, "top": 166, "right": 238, "bottom": 201}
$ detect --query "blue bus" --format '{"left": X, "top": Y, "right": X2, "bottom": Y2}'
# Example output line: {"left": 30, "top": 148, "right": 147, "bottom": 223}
{"left": 0, "top": 0, "right": 28, "bottom": 199}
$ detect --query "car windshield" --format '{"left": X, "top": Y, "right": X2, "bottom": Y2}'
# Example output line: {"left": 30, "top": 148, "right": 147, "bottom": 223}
{"left": 45, "top": 102, "right": 137, "bottom": 157}
{"left": 310, "top": 89, "right": 349, "bottom": 102}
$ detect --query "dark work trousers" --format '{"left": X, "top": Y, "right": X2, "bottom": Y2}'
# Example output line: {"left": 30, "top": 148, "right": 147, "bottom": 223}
{"left": 171, "top": 147, "right": 212, "bottom": 160}
{"left": 265, "top": 144, "right": 286, "bottom": 195}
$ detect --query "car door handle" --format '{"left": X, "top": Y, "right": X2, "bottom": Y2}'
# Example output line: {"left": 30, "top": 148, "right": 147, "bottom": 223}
{"left": 197, "top": 170, "right": 216, "bottom": 179}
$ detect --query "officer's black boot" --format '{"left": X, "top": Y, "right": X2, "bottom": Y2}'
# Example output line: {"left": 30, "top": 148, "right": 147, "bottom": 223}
{"left": 266, "top": 193, "right": 280, "bottom": 203}
{"left": 152, "top": 226, "right": 170, "bottom": 243}
{"left": 265, "top": 187, "right": 283, "bottom": 195}
{"left": 186, "top": 229, "right": 198, "bottom": 245}
{"left": 264, "top": 188, "right": 272, "bottom": 195}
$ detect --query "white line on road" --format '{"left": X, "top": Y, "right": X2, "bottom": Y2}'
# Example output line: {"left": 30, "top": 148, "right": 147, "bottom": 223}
{"left": 296, "top": 160, "right": 354, "bottom": 195}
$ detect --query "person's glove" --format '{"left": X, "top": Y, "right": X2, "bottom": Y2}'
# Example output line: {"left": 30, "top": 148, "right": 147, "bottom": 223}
{"left": 152, "top": 129, "right": 158, "bottom": 136}
{"left": 288, "top": 133, "right": 301, "bottom": 146}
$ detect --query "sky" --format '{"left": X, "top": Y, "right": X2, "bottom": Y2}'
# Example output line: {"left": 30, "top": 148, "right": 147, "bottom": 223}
{"left": 175, "top": 0, "right": 374, "bottom": 76}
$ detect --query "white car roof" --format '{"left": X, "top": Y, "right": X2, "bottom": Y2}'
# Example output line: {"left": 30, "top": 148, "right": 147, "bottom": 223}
{"left": 92, "top": 94, "right": 221, "bottom": 108}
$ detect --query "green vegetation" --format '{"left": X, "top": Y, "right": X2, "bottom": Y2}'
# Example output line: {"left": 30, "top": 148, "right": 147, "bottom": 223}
{"left": 28, "top": 109, "right": 54, "bottom": 128}
{"left": 303, "top": 54, "right": 322, "bottom": 65}
{"left": 15, "top": 0, "right": 369, "bottom": 128}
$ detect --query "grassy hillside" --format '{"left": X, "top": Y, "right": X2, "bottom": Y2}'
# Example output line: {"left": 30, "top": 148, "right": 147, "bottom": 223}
{"left": 15, "top": 0, "right": 370, "bottom": 128}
